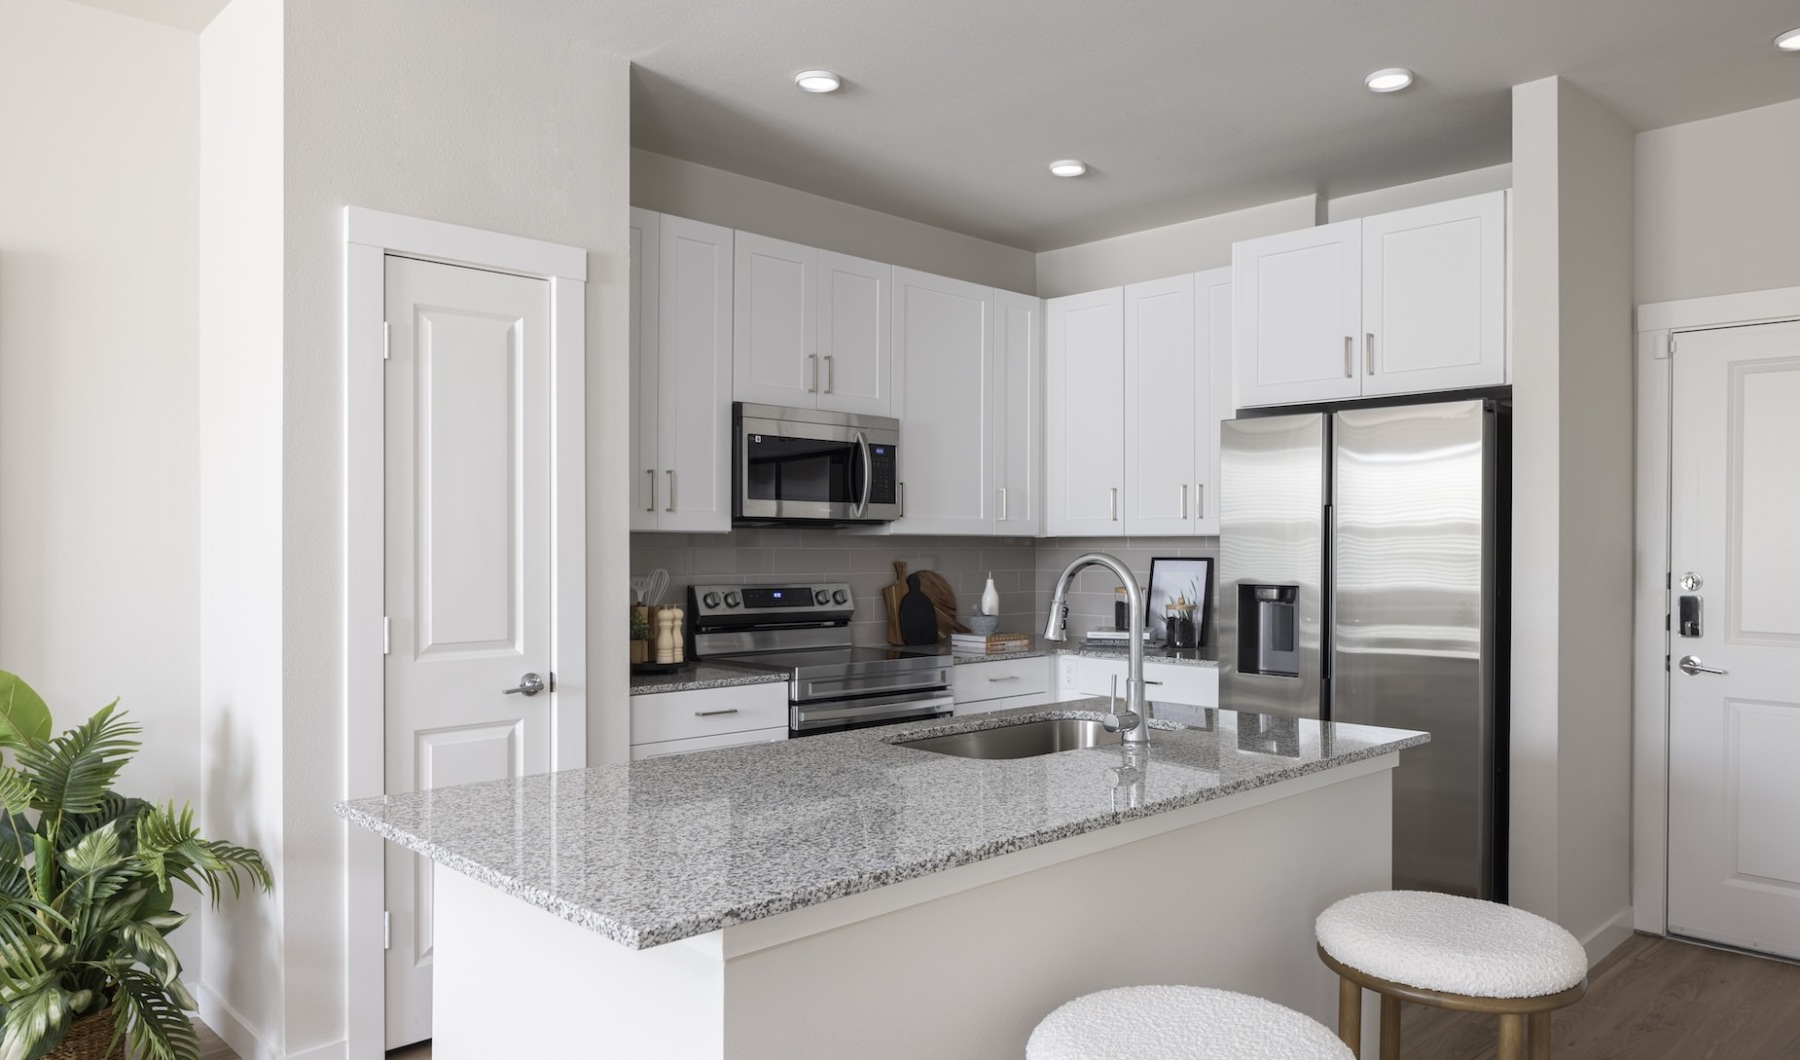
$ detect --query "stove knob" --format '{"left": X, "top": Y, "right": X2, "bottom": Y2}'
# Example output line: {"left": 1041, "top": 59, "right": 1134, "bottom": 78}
{"left": 832, "top": 589, "right": 849, "bottom": 605}
{"left": 814, "top": 589, "right": 832, "bottom": 606}
{"left": 702, "top": 592, "right": 722, "bottom": 609}
{"left": 723, "top": 591, "right": 741, "bottom": 608}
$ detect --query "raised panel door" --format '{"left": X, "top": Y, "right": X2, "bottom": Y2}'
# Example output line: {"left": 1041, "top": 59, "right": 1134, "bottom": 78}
{"left": 658, "top": 215, "right": 733, "bottom": 533}
{"left": 1124, "top": 274, "right": 1198, "bottom": 536}
{"left": 817, "top": 250, "right": 892, "bottom": 416}
{"left": 1046, "top": 288, "right": 1125, "bottom": 536}
{"left": 733, "top": 232, "right": 817, "bottom": 408}
{"left": 890, "top": 268, "right": 993, "bottom": 534}
{"left": 994, "top": 289, "right": 1042, "bottom": 535}
{"left": 1232, "top": 220, "right": 1362, "bottom": 408}
{"left": 1361, "top": 192, "right": 1506, "bottom": 397}
{"left": 629, "top": 208, "right": 660, "bottom": 532}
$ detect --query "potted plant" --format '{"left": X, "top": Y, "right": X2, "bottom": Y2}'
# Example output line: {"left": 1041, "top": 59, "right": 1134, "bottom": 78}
{"left": 0, "top": 671, "right": 272, "bottom": 1060}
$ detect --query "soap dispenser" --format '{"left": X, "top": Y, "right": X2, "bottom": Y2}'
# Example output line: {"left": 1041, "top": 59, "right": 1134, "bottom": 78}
{"left": 980, "top": 573, "right": 1001, "bottom": 617}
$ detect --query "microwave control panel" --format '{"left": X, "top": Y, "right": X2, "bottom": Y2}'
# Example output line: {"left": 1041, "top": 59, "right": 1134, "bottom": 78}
{"left": 868, "top": 444, "right": 897, "bottom": 505}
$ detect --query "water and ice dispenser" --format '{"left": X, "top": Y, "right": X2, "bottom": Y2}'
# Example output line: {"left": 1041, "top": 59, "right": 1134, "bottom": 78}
{"left": 1236, "top": 584, "right": 1299, "bottom": 678}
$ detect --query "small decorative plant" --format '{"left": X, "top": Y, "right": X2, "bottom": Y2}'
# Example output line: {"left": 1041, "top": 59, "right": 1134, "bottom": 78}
{"left": 0, "top": 671, "right": 272, "bottom": 1060}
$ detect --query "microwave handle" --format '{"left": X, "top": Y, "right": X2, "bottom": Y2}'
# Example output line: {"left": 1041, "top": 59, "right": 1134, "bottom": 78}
{"left": 853, "top": 430, "right": 873, "bottom": 517}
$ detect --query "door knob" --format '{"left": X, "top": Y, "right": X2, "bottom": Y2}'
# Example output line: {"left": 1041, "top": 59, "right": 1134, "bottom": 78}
{"left": 504, "top": 672, "right": 546, "bottom": 696}
{"left": 1677, "top": 655, "right": 1727, "bottom": 676}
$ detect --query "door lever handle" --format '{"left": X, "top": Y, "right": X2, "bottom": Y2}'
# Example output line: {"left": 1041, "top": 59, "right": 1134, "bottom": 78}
{"left": 504, "top": 672, "right": 547, "bottom": 696}
{"left": 1677, "top": 655, "right": 1727, "bottom": 676}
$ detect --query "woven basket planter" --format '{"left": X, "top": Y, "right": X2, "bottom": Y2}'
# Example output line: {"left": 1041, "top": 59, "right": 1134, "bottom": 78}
{"left": 47, "top": 1008, "right": 122, "bottom": 1060}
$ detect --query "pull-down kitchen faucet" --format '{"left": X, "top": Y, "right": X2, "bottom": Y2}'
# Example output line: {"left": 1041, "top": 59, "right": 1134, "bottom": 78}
{"left": 1044, "top": 552, "right": 1152, "bottom": 745}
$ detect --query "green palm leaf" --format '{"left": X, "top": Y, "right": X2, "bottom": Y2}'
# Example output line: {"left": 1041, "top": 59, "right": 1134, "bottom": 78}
{"left": 0, "top": 774, "right": 35, "bottom": 822}
{"left": 0, "top": 674, "right": 51, "bottom": 755}
{"left": 0, "top": 981, "right": 71, "bottom": 1060}
{"left": 16, "top": 704, "right": 139, "bottom": 817}
{"left": 137, "top": 805, "right": 271, "bottom": 905}
{"left": 113, "top": 968, "right": 199, "bottom": 1060}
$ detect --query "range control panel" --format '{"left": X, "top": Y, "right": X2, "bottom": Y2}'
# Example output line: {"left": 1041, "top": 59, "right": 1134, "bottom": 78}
{"left": 688, "top": 582, "right": 853, "bottom": 617}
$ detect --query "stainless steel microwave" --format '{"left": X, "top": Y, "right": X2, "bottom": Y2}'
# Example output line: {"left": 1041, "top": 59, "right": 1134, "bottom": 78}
{"left": 733, "top": 403, "right": 901, "bottom": 525}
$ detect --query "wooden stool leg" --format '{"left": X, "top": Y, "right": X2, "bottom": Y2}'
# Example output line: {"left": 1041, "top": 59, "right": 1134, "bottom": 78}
{"left": 1337, "top": 977, "right": 1362, "bottom": 1058}
{"left": 1528, "top": 1011, "right": 1551, "bottom": 1060}
{"left": 1378, "top": 994, "right": 1402, "bottom": 1060}
{"left": 1497, "top": 1013, "right": 1528, "bottom": 1060}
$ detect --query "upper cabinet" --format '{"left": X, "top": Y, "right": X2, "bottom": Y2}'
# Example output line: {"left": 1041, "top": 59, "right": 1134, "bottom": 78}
{"left": 633, "top": 211, "right": 734, "bottom": 533}
{"left": 1233, "top": 191, "right": 1507, "bottom": 409}
{"left": 733, "top": 232, "right": 892, "bottom": 417}
{"left": 890, "top": 269, "right": 996, "bottom": 535}
{"left": 993, "top": 289, "right": 1043, "bottom": 536}
{"left": 1046, "top": 287, "right": 1126, "bottom": 537}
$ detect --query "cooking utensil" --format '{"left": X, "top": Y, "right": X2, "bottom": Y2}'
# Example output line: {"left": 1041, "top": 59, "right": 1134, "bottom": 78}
{"left": 630, "top": 575, "right": 651, "bottom": 605}
{"left": 645, "top": 568, "right": 670, "bottom": 606}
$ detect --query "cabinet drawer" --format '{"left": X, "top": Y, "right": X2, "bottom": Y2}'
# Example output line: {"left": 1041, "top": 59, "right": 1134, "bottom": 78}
{"left": 630, "top": 726, "right": 787, "bottom": 760}
{"left": 954, "top": 691, "right": 1060, "bottom": 717}
{"left": 1056, "top": 656, "right": 1219, "bottom": 709}
{"left": 630, "top": 683, "right": 789, "bottom": 745}
{"left": 953, "top": 656, "right": 1052, "bottom": 705}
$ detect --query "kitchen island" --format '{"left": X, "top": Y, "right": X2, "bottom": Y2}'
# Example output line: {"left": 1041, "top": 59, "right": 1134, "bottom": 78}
{"left": 339, "top": 702, "right": 1425, "bottom": 1059}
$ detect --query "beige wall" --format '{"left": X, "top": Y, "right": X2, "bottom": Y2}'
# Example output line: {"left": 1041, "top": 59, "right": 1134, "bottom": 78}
{"left": 1325, "top": 163, "right": 1514, "bottom": 223}
{"left": 1509, "top": 76, "right": 1635, "bottom": 952}
{"left": 1034, "top": 196, "right": 1318, "bottom": 299}
{"left": 1636, "top": 95, "right": 1800, "bottom": 306}
{"left": 0, "top": 0, "right": 203, "bottom": 965}
{"left": 633, "top": 148, "right": 1036, "bottom": 294}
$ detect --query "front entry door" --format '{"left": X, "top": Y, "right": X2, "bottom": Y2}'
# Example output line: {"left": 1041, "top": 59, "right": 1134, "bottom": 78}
{"left": 1667, "top": 319, "right": 1800, "bottom": 960}
{"left": 383, "top": 256, "right": 554, "bottom": 1046}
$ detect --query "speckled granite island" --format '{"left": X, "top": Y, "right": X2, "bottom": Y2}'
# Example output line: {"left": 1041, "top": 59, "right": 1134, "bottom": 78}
{"left": 339, "top": 702, "right": 1425, "bottom": 1060}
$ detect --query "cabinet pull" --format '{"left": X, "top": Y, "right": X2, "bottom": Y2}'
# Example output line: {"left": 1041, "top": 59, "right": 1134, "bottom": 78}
{"left": 646, "top": 469, "right": 656, "bottom": 513}
{"left": 987, "top": 675, "right": 1022, "bottom": 683}
{"left": 1181, "top": 484, "right": 1189, "bottom": 520}
{"left": 694, "top": 708, "right": 740, "bottom": 717}
{"left": 1343, "top": 336, "right": 1353, "bottom": 378}
{"left": 1110, "top": 488, "right": 1119, "bottom": 521}
{"left": 665, "top": 469, "right": 677, "bottom": 512}
{"left": 823, "top": 355, "right": 835, "bottom": 393}
{"left": 807, "top": 354, "right": 818, "bottom": 392}
{"left": 998, "top": 487, "right": 1008, "bottom": 522}
{"left": 1197, "top": 483, "right": 1204, "bottom": 519}
{"left": 1365, "top": 333, "right": 1375, "bottom": 376}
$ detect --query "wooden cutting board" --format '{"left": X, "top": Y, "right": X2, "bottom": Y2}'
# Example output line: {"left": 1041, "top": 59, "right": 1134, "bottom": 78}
{"left": 917, "top": 569, "right": 970, "bottom": 638}
{"left": 882, "top": 561, "right": 907, "bottom": 645}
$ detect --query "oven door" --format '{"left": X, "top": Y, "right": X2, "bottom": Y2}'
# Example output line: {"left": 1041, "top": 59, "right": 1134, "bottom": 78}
{"left": 790, "top": 690, "right": 954, "bottom": 736}
{"left": 735, "top": 403, "right": 900, "bottom": 524}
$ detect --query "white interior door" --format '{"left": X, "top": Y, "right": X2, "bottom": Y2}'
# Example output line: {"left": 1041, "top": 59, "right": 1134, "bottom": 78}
{"left": 383, "top": 256, "right": 555, "bottom": 1046}
{"left": 1667, "top": 319, "right": 1800, "bottom": 961}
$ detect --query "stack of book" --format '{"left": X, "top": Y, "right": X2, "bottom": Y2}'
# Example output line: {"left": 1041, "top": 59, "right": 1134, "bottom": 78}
{"left": 950, "top": 631, "right": 1032, "bottom": 655}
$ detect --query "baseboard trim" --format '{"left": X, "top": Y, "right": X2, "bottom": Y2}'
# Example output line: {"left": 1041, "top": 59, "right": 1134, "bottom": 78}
{"left": 1581, "top": 908, "right": 1635, "bottom": 967}
{"left": 197, "top": 985, "right": 347, "bottom": 1060}
{"left": 284, "top": 1038, "right": 348, "bottom": 1060}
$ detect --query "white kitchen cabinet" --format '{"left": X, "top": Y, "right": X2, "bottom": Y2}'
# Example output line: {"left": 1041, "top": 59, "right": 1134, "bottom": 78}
{"left": 952, "top": 655, "right": 1054, "bottom": 715}
{"left": 1359, "top": 192, "right": 1507, "bottom": 397}
{"left": 629, "top": 208, "right": 660, "bottom": 532}
{"left": 629, "top": 682, "right": 789, "bottom": 758}
{"left": 1124, "top": 274, "right": 1199, "bottom": 536}
{"left": 1232, "top": 219, "right": 1363, "bottom": 409}
{"left": 993, "top": 289, "right": 1043, "bottom": 536}
{"left": 1056, "top": 655, "right": 1219, "bottom": 709}
{"left": 1194, "top": 266, "right": 1232, "bottom": 534}
{"left": 654, "top": 214, "right": 735, "bottom": 532}
{"left": 890, "top": 268, "right": 995, "bottom": 535}
{"left": 1046, "top": 287, "right": 1126, "bottom": 536}
{"left": 733, "top": 234, "right": 892, "bottom": 416}
{"left": 1233, "top": 191, "right": 1508, "bottom": 408}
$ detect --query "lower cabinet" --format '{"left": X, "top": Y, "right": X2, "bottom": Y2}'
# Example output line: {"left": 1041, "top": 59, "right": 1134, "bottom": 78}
{"left": 629, "top": 682, "right": 789, "bottom": 759}
{"left": 952, "top": 656, "right": 1056, "bottom": 716}
{"left": 1054, "top": 655, "right": 1219, "bottom": 709}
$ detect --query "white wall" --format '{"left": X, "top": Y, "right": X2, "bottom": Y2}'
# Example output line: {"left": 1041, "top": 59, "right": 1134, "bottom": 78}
{"left": 1034, "top": 195, "right": 1317, "bottom": 298}
{"left": 1636, "top": 95, "right": 1800, "bottom": 306}
{"left": 198, "top": 0, "right": 285, "bottom": 1049}
{"left": 632, "top": 148, "right": 1036, "bottom": 294}
{"left": 1326, "top": 163, "right": 1514, "bottom": 223}
{"left": 0, "top": 0, "right": 202, "bottom": 963}
{"left": 1509, "top": 77, "right": 1635, "bottom": 955}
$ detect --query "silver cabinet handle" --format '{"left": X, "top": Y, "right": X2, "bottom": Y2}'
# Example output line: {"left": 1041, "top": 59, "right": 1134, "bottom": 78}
{"left": 1344, "top": 336, "right": 1353, "bottom": 378}
{"left": 1197, "top": 483, "right": 1205, "bottom": 519}
{"left": 665, "top": 469, "right": 676, "bottom": 512}
{"left": 1365, "top": 333, "right": 1375, "bottom": 375}
{"left": 1677, "top": 655, "right": 1727, "bottom": 676}
{"left": 1110, "top": 487, "right": 1119, "bottom": 521}
{"left": 998, "top": 487, "right": 1008, "bottom": 522}
{"left": 646, "top": 469, "right": 656, "bottom": 513}
{"left": 503, "top": 672, "right": 545, "bottom": 696}
{"left": 695, "top": 708, "right": 740, "bottom": 717}
{"left": 807, "top": 354, "right": 818, "bottom": 392}
{"left": 987, "top": 675, "right": 1022, "bottom": 683}
{"left": 1181, "top": 484, "right": 1189, "bottom": 520}
{"left": 823, "top": 355, "right": 834, "bottom": 393}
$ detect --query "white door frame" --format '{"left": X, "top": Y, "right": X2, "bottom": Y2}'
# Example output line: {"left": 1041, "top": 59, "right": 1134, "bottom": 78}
{"left": 342, "top": 207, "right": 587, "bottom": 1059}
{"left": 1632, "top": 283, "right": 1800, "bottom": 938}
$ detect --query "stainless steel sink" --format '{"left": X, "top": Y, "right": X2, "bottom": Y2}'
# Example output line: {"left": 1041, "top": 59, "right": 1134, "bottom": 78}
{"left": 895, "top": 718, "right": 1120, "bottom": 760}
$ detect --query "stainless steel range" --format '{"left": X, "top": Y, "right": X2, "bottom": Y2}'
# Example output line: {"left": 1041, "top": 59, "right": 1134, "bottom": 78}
{"left": 687, "top": 582, "right": 953, "bottom": 736}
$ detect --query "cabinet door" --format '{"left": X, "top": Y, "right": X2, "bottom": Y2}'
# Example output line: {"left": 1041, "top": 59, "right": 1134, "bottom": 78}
{"left": 657, "top": 215, "right": 734, "bottom": 532}
{"left": 629, "top": 209, "right": 661, "bottom": 532}
{"left": 1046, "top": 288, "right": 1125, "bottom": 536}
{"left": 816, "top": 251, "right": 892, "bottom": 416}
{"left": 1124, "top": 275, "right": 1198, "bottom": 535}
{"left": 993, "top": 289, "right": 1043, "bottom": 536}
{"left": 1361, "top": 191, "right": 1507, "bottom": 397}
{"left": 1232, "top": 220, "right": 1362, "bottom": 408}
{"left": 1194, "top": 266, "right": 1232, "bottom": 535}
{"left": 890, "top": 268, "right": 994, "bottom": 534}
{"left": 733, "top": 232, "right": 818, "bottom": 409}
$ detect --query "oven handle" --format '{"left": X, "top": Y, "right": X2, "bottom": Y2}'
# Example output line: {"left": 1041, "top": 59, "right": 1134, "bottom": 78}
{"left": 793, "top": 692, "right": 954, "bottom": 727}
{"left": 853, "top": 430, "right": 873, "bottom": 518}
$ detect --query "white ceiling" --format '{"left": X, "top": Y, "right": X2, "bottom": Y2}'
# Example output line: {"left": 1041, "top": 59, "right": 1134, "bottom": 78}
{"left": 72, "top": 0, "right": 1800, "bottom": 250}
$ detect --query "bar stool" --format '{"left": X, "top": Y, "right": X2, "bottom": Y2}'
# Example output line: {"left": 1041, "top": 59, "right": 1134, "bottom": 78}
{"left": 1315, "top": 891, "right": 1589, "bottom": 1060}
{"left": 1027, "top": 985, "right": 1354, "bottom": 1060}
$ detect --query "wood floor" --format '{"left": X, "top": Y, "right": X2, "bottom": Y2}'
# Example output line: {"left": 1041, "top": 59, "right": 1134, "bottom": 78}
{"left": 1399, "top": 934, "right": 1800, "bottom": 1059}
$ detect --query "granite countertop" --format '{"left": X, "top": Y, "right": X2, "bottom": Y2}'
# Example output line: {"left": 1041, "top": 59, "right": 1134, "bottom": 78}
{"left": 628, "top": 660, "right": 787, "bottom": 694}
{"left": 337, "top": 703, "right": 1425, "bottom": 950}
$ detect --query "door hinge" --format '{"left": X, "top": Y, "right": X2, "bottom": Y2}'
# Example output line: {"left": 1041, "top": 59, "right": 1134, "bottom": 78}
{"left": 1664, "top": 655, "right": 1671, "bottom": 672}
{"left": 382, "top": 617, "right": 390, "bottom": 655}
{"left": 382, "top": 321, "right": 390, "bottom": 361}
{"left": 383, "top": 910, "right": 391, "bottom": 950}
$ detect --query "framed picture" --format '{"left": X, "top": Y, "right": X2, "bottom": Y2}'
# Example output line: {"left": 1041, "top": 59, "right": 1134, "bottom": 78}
{"left": 1145, "top": 557, "right": 1213, "bottom": 647}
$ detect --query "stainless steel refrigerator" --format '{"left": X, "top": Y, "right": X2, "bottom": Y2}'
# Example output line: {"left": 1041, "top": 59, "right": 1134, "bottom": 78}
{"left": 1219, "top": 399, "right": 1508, "bottom": 900}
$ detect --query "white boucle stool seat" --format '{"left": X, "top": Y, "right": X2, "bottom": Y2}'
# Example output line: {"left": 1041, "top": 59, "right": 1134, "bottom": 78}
{"left": 1027, "top": 985, "right": 1354, "bottom": 1060}
{"left": 1316, "top": 890, "right": 1588, "bottom": 998}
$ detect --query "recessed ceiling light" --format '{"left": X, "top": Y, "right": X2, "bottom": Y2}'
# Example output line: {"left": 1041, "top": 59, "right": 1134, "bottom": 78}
{"left": 1364, "top": 68, "right": 1415, "bottom": 93}
{"left": 1777, "top": 28, "right": 1800, "bottom": 51}
{"left": 1048, "top": 159, "right": 1089, "bottom": 178}
{"left": 794, "top": 70, "right": 842, "bottom": 93}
